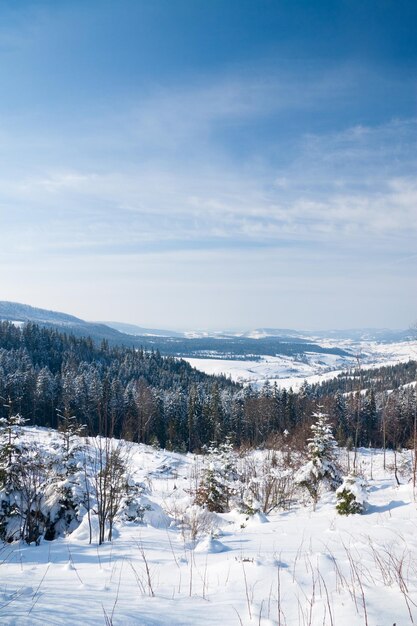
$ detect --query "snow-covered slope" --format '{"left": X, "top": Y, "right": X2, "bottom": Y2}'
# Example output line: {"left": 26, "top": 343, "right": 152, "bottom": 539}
{"left": 1, "top": 428, "right": 417, "bottom": 625}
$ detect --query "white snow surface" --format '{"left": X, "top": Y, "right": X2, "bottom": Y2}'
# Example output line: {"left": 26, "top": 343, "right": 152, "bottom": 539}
{"left": 1, "top": 428, "right": 417, "bottom": 625}
{"left": 185, "top": 338, "right": 417, "bottom": 388}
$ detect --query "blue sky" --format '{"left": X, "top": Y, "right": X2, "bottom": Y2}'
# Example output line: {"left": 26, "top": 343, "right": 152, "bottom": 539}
{"left": 0, "top": 0, "right": 416, "bottom": 330}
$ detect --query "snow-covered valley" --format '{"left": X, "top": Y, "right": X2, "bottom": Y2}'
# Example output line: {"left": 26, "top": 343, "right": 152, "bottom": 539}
{"left": 1, "top": 428, "right": 417, "bottom": 625}
{"left": 185, "top": 339, "right": 417, "bottom": 389}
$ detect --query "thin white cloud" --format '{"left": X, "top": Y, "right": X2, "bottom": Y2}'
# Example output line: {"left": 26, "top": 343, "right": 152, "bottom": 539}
{"left": 1, "top": 130, "right": 416, "bottom": 257}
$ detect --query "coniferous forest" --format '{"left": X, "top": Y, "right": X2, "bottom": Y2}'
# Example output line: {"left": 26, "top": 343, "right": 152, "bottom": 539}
{"left": 0, "top": 321, "right": 415, "bottom": 452}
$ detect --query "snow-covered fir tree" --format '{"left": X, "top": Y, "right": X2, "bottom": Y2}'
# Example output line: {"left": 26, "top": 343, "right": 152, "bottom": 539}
{"left": 336, "top": 474, "right": 368, "bottom": 515}
{"left": 296, "top": 410, "right": 342, "bottom": 508}
{"left": 195, "top": 438, "right": 238, "bottom": 513}
{"left": 0, "top": 412, "right": 89, "bottom": 543}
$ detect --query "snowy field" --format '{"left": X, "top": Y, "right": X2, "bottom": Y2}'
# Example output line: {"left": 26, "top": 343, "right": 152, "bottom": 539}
{"left": 1, "top": 429, "right": 417, "bottom": 625}
{"left": 185, "top": 339, "right": 417, "bottom": 389}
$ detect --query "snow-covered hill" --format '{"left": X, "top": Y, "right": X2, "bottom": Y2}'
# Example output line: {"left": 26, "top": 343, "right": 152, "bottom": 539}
{"left": 1, "top": 428, "right": 417, "bottom": 625}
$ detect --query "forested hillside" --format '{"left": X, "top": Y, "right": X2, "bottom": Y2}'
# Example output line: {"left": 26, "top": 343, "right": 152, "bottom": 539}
{"left": 0, "top": 321, "right": 415, "bottom": 452}
{"left": 0, "top": 321, "right": 238, "bottom": 449}
{"left": 314, "top": 360, "right": 417, "bottom": 395}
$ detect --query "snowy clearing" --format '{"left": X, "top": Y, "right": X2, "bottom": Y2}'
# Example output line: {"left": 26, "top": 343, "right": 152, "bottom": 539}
{"left": 1, "top": 428, "right": 417, "bottom": 625}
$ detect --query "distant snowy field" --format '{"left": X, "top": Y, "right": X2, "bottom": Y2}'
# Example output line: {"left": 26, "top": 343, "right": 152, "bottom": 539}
{"left": 185, "top": 339, "right": 417, "bottom": 388}
{"left": 1, "top": 428, "right": 417, "bottom": 625}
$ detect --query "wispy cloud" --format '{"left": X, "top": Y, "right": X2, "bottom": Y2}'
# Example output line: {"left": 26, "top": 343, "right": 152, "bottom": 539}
{"left": 0, "top": 52, "right": 416, "bottom": 327}
{"left": 1, "top": 115, "right": 416, "bottom": 259}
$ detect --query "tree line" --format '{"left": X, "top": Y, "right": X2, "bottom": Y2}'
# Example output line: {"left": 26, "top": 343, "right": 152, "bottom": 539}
{"left": 0, "top": 321, "right": 415, "bottom": 451}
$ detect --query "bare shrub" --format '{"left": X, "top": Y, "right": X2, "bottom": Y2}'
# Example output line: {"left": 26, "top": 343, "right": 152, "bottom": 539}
{"left": 163, "top": 497, "right": 216, "bottom": 541}
{"left": 239, "top": 450, "right": 299, "bottom": 514}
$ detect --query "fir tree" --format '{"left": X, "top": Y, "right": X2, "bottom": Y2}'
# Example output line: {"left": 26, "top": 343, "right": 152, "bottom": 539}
{"left": 195, "top": 438, "right": 237, "bottom": 512}
{"left": 297, "top": 410, "right": 341, "bottom": 508}
{"left": 336, "top": 474, "right": 368, "bottom": 515}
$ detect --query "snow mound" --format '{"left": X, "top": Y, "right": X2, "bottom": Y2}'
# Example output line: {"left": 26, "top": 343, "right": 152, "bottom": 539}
{"left": 195, "top": 535, "right": 229, "bottom": 553}
{"left": 142, "top": 499, "right": 171, "bottom": 529}
{"left": 245, "top": 511, "right": 269, "bottom": 525}
{"left": 69, "top": 514, "right": 100, "bottom": 543}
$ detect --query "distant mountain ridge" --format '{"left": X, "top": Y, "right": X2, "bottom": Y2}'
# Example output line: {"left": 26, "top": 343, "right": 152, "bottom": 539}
{"left": 103, "top": 320, "right": 184, "bottom": 338}
{"left": 0, "top": 301, "right": 83, "bottom": 325}
{"left": 0, "top": 301, "right": 135, "bottom": 346}
{"left": 0, "top": 301, "right": 412, "bottom": 361}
